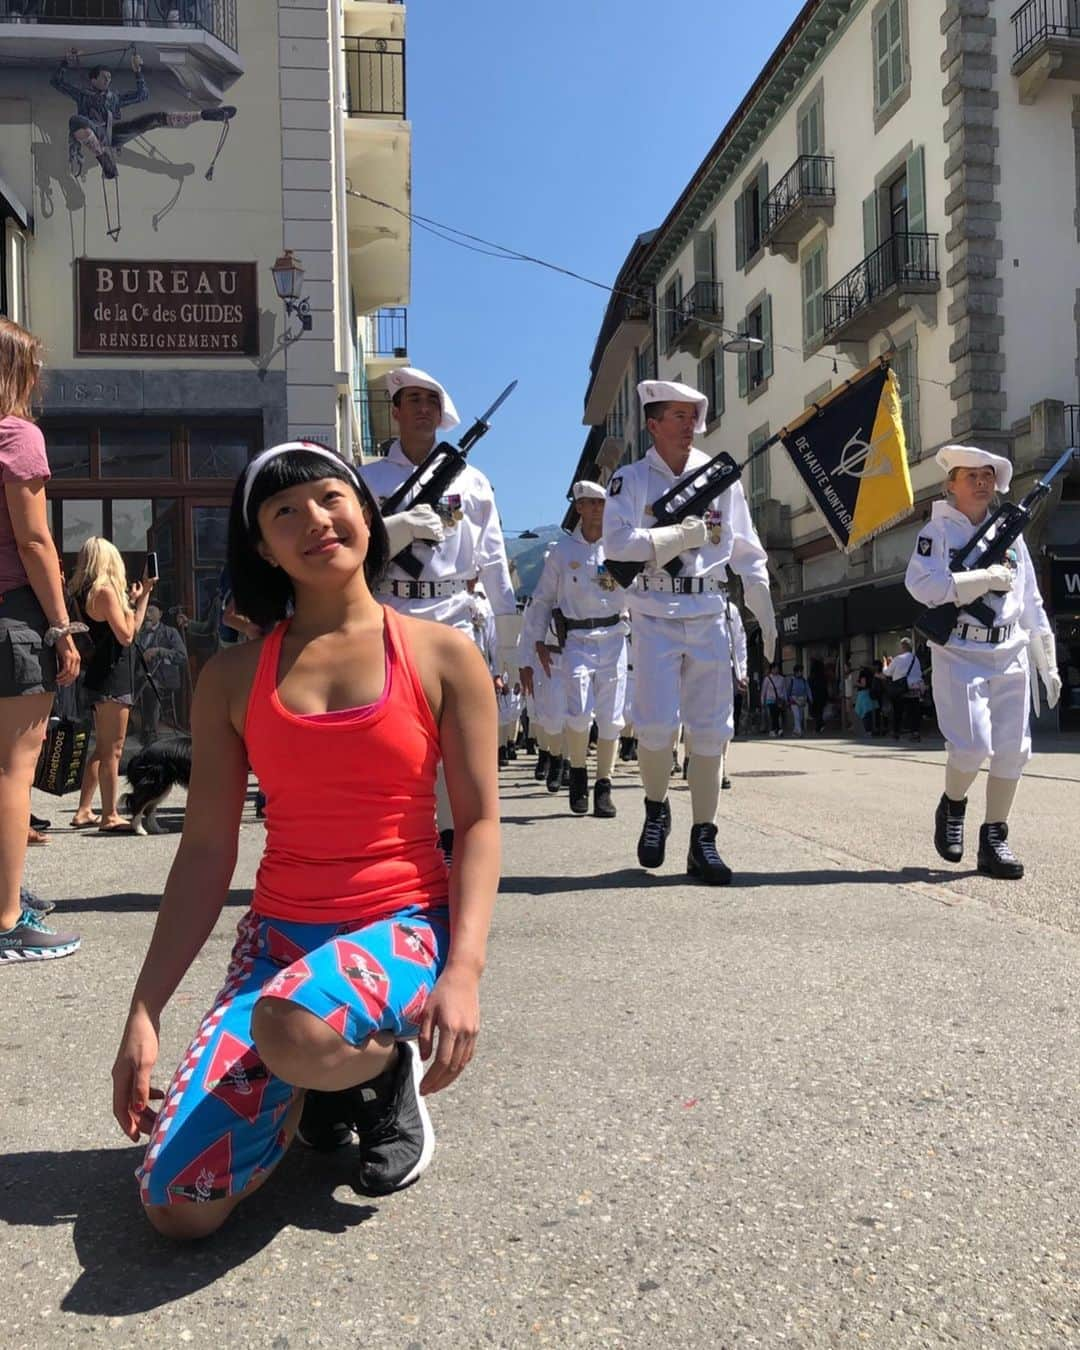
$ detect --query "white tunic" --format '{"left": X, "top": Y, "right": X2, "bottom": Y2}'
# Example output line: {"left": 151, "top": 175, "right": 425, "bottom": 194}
{"left": 520, "top": 530, "right": 628, "bottom": 650}
{"left": 360, "top": 440, "right": 516, "bottom": 624}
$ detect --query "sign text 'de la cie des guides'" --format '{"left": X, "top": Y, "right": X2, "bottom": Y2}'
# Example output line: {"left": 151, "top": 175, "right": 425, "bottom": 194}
{"left": 76, "top": 259, "right": 259, "bottom": 357}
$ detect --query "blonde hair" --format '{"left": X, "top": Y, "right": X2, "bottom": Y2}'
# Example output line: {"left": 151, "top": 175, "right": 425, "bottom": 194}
{"left": 0, "top": 317, "right": 43, "bottom": 422}
{"left": 69, "top": 537, "right": 131, "bottom": 613}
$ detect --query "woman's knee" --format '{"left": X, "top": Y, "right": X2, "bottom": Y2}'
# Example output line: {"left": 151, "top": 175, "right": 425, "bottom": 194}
{"left": 250, "top": 997, "right": 334, "bottom": 1080}
{"left": 144, "top": 1199, "right": 233, "bottom": 1242}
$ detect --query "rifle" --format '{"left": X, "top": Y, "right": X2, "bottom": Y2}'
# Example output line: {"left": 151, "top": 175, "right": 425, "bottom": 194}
{"left": 914, "top": 446, "right": 1078, "bottom": 644}
{"left": 380, "top": 380, "right": 518, "bottom": 580}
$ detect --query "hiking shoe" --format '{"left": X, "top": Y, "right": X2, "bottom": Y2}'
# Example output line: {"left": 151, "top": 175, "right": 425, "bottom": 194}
{"left": 354, "top": 1041, "right": 434, "bottom": 1196}
{"left": 978, "top": 822, "right": 1024, "bottom": 880}
{"left": 19, "top": 886, "right": 55, "bottom": 917}
{"left": 569, "top": 767, "right": 589, "bottom": 814}
{"left": 297, "top": 1090, "right": 355, "bottom": 1151}
{"left": 534, "top": 750, "right": 549, "bottom": 782}
{"left": 934, "top": 793, "right": 966, "bottom": 863}
{"left": 593, "top": 778, "right": 616, "bottom": 818}
{"left": 545, "top": 755, "right": 563, "bottom": 794}
{"left": 687, "top": 823, "right": 732, "bottom": 886}
{"left": 637, "top": 798, "right": 668, "bottom": 869}
{"left": 0, "top": 908, "right": 80, "bottom": 963}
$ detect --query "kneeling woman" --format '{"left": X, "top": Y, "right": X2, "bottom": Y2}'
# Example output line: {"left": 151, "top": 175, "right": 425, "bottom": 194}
{"left": 111, "top": 443, "right": 499, "bottom": 1239}
{"left": 905, "top": 445, "right": 1061, "bottom": 879}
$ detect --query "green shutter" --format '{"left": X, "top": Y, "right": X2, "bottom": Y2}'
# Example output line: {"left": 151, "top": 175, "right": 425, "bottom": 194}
{"left": 761, "top": 294, "right": 774, "bottom": 380}
{"left": 716, "top": 347, "right": 725, "bottom": 418}
{"left": 757, "top": 163, "right": 770, "bottom": 240}
{"left": 735, "top": 195, "right": 746, "bottom": 271}
{"left": 802, "top": 254, "right": 814, "bottom": 344}
{"left": 737, "top": 319, "right": 748, "bottom": 398}
{"left": 694, "top": 227, "right": 716, "bottom": 285}
{"left": 863, "top": 191, "right": 879, "bottom": 257}
{"left": 906, "top": 144, "right": 926, "bottom": 235}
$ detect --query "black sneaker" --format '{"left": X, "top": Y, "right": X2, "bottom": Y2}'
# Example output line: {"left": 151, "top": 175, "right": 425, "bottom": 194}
{"left": 438, "top": 828, "right": 454, "bottom": 869}
{"left": 568, "top": 767, "right": 589, "bottom": 814}
{"left": 687, "top": 822, "right": 732, "bottom": 886}
{"left": 593, "top": 778, "right": 616, "bottom": 818}
{"left": 977, "top": 822, "right": 1024, "bottom": 880}
{"left": 545, "top": 755, "right": 563, "bottom": 794}
{"left": 933, "top": 793, "right": 966, "bottom": 863}
{"left": 297, "top": 1089, "right": 355, "bottom": 1151}
{"left": 534, "top": 750, "right": 549, "bottom": 782}
{"left": 30, "top": 813, "right": 51, "bottom": 832}
{"left": 0, "top": 908, "right": 80, "bottom": 963}
{"left": 637, "top": 798, "right": 668, "bottom": 868}
{"left": 354, "top": 1041, "right": 434, "bottom": 1196}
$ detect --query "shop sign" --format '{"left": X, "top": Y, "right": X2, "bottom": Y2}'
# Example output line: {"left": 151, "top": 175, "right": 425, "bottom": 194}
{"left": 1050, "top": 557, "right": 1080, "bottom": 613}
{"left": 781, "top": 612, "right": 800, "bottom": 638}
{"left": 76, "top": 259, "right": 259, "bottom": 358}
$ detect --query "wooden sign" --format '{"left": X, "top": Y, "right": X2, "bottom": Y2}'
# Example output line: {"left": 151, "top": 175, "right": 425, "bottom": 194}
{"left": 76, "top": 259, "right": 259, "bottom": 357}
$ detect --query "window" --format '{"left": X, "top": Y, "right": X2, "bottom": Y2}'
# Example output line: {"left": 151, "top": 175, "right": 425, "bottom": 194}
{"left": 693, "top": 226, "right": 716, "bottom": 287}
{"left": 100, "top": 426, "right": 173, "bottom": 479}
{"left": 890, "top": 340, "right": 918, "bottom": 455}
{"left": 735, "top": 165, "right": 769, "bottom": 270}
{"left": 61, "top": 499, "right": 103, "bottom": 553}
{"left": 798, "top": 96, "right": 823, "bottom": 160}
{"left": 1, "top": 220, "right": 29, "bottom": 326}
{"left": 111, "top": 499, "right": 153, "bottom": 551}
{"left": 738, "top": 294, "right": 773, "bottom": 398}
{"left": 697, "top": 349, "right": 725, "bottom": 428}
{"left": 873, "top": 0, "right": 908, "bottom": 116}
{"left": 189, "top": 426, "right": 255, "bottom": 479}
{"left": 748, "top": 425, "right": 771, "bottom": 504}
{"left": 662, "top": 274, "right": 683, "bottom": 354}
{"left": 801, "top": 241, "right": 827, "bottom": 351}
{"left": 888, "top": 172, "right": 908, "bottom": 237}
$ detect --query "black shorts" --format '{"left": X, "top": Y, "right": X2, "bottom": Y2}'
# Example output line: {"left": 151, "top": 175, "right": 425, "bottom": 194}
{"left": 0, "top": 586, "right": 57, "bottom": 699}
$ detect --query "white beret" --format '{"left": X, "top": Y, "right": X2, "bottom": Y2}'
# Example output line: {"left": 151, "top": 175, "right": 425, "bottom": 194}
{"left": 636, "top": 379, "right": 708, "bottom": 434}
{"left": 936, "top": 444, "right": 1013, "bottom": 493}
{"left": 572, "top": 480, "right": 606, "bottom": 501}
{"left": 383, "top": 366, "right": 461, "bottom": 431}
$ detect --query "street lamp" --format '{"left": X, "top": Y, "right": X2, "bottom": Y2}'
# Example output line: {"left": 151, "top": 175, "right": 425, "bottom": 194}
{"left": 271, "top": 250, "right": 312, "bottom": 334}
{"left": 721, "top": 334, "right": 765, "bottom": 354}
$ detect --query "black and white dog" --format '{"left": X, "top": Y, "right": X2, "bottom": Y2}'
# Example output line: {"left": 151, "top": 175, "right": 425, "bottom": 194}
{"left": 121, "top": 737, "right": 192, "bottom": 836}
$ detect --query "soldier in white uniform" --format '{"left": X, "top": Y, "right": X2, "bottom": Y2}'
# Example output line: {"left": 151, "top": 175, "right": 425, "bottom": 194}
{"left": 361, "top": 367, "right": 518, "bottom": 854}
{"left": 519, "top": 481, "right": 627, "bottom": 818}
{"left": 521, "top": 590, "right": 570, "bottom": 795}
{"left": 603, "top": 379, "right": 777, "bottom": 885}
{"left": 905, "top": 445, "right": 1061, "bottom": 879}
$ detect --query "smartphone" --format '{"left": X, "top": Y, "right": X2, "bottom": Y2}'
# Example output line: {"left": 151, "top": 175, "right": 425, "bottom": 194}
{"left": 145, "top": 551, "right": 159, "bottom": 582}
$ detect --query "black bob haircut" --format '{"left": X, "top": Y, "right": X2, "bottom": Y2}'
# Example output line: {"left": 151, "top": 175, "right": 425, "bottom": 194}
{"left": 227, "top": 449, "right": 389, "bottom": 630}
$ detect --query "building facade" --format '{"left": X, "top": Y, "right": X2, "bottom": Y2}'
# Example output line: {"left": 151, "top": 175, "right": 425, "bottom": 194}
{"left": 578, "top": 0, "right": 1080, "bottom": 731}
{"left": 0, "top": 0, "right": 411, "bottom": 622}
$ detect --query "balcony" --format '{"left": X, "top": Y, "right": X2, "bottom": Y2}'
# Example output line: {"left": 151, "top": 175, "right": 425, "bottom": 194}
{"left": 582, "top": 286, "right": 652, "bottom": 426}
{"left": 671, "top": 280, "right": 724, "bottom": 359}
{"left": 344, "top": 35, "right": 405, "bottom": 117}
{"left": 0, "top": 0, "right": 242, "bottom": 103}
{"left": 1012, "top": 0, "right": 1080, "bottom": 102}
{"left": 356, "top": 386, "right": 394, "bottom": 460}
{"left": 362, "top": 306, "right": 407, "bottom": 380}
{"left": 823, "top": 233, "right": 939, "bottom": 347}
{"left": 763, "top": 155, "right": 836, "bottom": 260}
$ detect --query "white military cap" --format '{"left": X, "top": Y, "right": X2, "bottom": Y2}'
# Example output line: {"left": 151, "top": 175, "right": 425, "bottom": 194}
{"left": 935, "top": 444, "right": 1013, "bottom": 493}
{"left": 636, "top": 379, "right": 708, "bottom": 434}
{"left": 572, "top": 480, "right": 606, "bottom": 501}
{"left": 383, "top": 366, "right": 461, "bottom": 430}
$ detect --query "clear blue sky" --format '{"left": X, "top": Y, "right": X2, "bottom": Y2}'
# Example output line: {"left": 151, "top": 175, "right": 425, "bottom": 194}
{"left": 406, "top": 0, "right": 805, "bottom": 533}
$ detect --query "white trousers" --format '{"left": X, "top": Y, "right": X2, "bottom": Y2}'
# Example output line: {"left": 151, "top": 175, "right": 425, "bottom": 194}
{"left": 562, "top": 632, "right": 627, "bottom": 739}
{"left": 932, "top": 641, "right": 1031, "bottom": 779}
{"left": 632, "top": 611, "right": 733, "bottom": 756}
{"left": 623, "top": 668, "right": 635, "bottom": 732}
{"left": 533, "top": 656, "right": 568, "bottom": 737}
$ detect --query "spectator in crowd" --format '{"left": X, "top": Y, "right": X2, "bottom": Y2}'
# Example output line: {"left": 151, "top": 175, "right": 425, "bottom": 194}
{"left": 70, "top": 537, "right": 155, "bottom": 832}
{"left": 762, "top": 661, "right": 787, "bottom": 737}
{"left": 870, "top": 659, "right": 888, "bottom": 736}
{"left": 808, "top": 659, "right": 829, "bottom": 735}
{"left": 888, "top": 636, "right": 924, "bottom": 741}
{"left": 787, "top": 664, "right": 811, "bottom": 736}
{"left": 136, "top": 602, "right": 187, "bottom": 745}
{"left": 855, "top": 666, "right": 878, "bottom": 736}
{"left": 0, "top": 317, "right": 81, "bottom": 961}
{"left": 842, "top": 660, "right": 856, "bottom": 732}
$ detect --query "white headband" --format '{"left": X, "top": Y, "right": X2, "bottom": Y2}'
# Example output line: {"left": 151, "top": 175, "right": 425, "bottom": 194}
{"left": 241, "top": 441, "right": 361, "bottom": 527}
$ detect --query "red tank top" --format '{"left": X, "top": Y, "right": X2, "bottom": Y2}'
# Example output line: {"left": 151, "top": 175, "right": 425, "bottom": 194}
{"left": 244, "top": 605, "right": 447, "bottom": 924}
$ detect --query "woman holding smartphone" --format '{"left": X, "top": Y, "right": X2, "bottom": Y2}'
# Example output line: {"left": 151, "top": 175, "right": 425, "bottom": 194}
{"left": 70, "top": 536, "right": 154, "bottom": 832}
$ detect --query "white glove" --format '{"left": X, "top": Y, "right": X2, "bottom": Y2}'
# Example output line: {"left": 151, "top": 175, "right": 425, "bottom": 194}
{"left": 742, "top": 578, "right": 777, "bottom": 663}
{"left": 1030, "top": 630, "right": 1062, "bottom": 712}
{"left": 383, "top": 505, "right": 445, "bottom": 556}
{"left": 952, "top": 565, "right": 1013, "bottom": 607}
{"left": 651, "top": 516, "right": 708, "bottom": 569}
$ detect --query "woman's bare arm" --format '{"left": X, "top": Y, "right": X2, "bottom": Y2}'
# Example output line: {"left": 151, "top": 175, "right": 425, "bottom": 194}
{"left": 6, "top": 479, "right": 70, "bottom": 626}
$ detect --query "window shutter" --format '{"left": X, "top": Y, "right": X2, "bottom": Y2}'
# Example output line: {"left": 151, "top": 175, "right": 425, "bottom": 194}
{"left": 761, "top": 294, "right": 774, "bottom": 380}
{"left": 802, "top": 254, "right": 814, "bottom": 344}
{"left": 862, "top": 191, "right": 879, "bottom": 257}
{"left": 735, "top": 195, "right": 746, "bottom": 271}
{"left": 756, "top": 163, "right": 770, "bottom": 240}
{"left": 716, "top": 347, "right": 726, "bottom": 419}
{"left": 694, "top": 227, "right": 716, "bottom": 285}
{"left": 906, "top": 144, "right": 926, "bottom": 236}
{"left": 737, "top": 319, "right": 748, "bottom": 398}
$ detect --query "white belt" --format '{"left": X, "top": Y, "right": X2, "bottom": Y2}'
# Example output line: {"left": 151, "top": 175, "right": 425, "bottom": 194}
{"left": 377, "top": 578, "right": 469, "bottom": 600}
{"left": 952, "top": 621, "right": 1014, "bottom": 644}
{"left": 639, "top": 573, "right": 728, "bottom": 595}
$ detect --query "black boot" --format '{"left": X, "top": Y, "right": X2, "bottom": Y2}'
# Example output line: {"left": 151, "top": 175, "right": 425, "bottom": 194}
{"left": 628, "top": 738, "right": 638, "bottom": 762}
{"left": 618, "top": 736, "right": 632, "bottom": 762}
{"left": 721, "top": 776, "right": 732, "bottom": 791}
{"left": 525, "top": 738, "right": 537, "bottom": 754}
{"left": 933, "top": 793, "right": 966, "bottom": 863}
{"left": 568, "top": 767, "right": 589, "bottom": 814}
{"left": 546, "top": 755, "right": 563, "bottom": 794}
{"left": 637, "top": 798, "right": 669, "bottom": 868}
{"left": 498, "top": 745, "right": 508, "bottom": 769}
{"left": 687, "top": 822, "right": 732, "bottom": 886}
{"left": 977, "top": 822, "right": 1024, "bottom": 879}
{"left": 560, "top": 759, "right": 571, "bottom": 789}
{"left": 681, "top": 755, "right": 689, "bottom": 781}
{"left": 534, "top": 750, "right": 549, "bottom": 782}
{"left": 507, "top": 743, "right": 517, "bottom": 761}
{"left": 593, "top": 778, "right": 616, "bottom": 818}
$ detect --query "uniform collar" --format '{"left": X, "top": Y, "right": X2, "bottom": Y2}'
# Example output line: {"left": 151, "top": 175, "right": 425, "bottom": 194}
{"left": 931, "top": 499, "right": 991, "bottom": 528}
{"left": 645, "top": 445, "right": 706, "bottom": 482}
{"left": 387, "top": 438, "right": 436, "bottom": 470}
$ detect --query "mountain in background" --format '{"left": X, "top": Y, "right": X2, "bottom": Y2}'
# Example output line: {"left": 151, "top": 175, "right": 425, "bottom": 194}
{"left": 506, "top": 525, "right": 566, "bottom": 598}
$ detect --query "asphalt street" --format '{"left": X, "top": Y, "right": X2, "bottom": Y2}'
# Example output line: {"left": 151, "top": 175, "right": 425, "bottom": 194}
{"left": 2, "top": 731, "right": 1080, "bottom": 1349}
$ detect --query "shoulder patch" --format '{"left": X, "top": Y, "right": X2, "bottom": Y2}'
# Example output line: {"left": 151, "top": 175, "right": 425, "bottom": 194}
{"left": 608, "top": 475, "right": 623, "bottom": 497}
{"left": 917, "top": 536, "right": 932, "bottom": 556}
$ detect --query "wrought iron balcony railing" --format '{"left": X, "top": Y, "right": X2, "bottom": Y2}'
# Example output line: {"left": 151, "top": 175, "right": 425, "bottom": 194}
{"left": 823, "top": 233, "right": 939, "bottom": 342}
{"left": 344, "top": 35, "right": 405, "bottom": 117}
{"left": 1012, "top": 0, "right": 1080, "bottom": 64}
{"left": 371, "top": 306, "right": 407, "bottom": 359}
{"left": 0, "top": 0, "right": 238, "bottom": 51}
{"left": 357, "top": 387, "right": 393, "bottom": 459}
{"left": 669, "top": 280, "right": 723, "bottom": 356}
{"left": 764, "top": 155, "right": 835, "bottom": 235}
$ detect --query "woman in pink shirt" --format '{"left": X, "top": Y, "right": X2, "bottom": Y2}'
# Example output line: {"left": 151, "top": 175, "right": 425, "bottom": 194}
{"left": 0, "top": 318, "right": 81, "bottom": 962}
